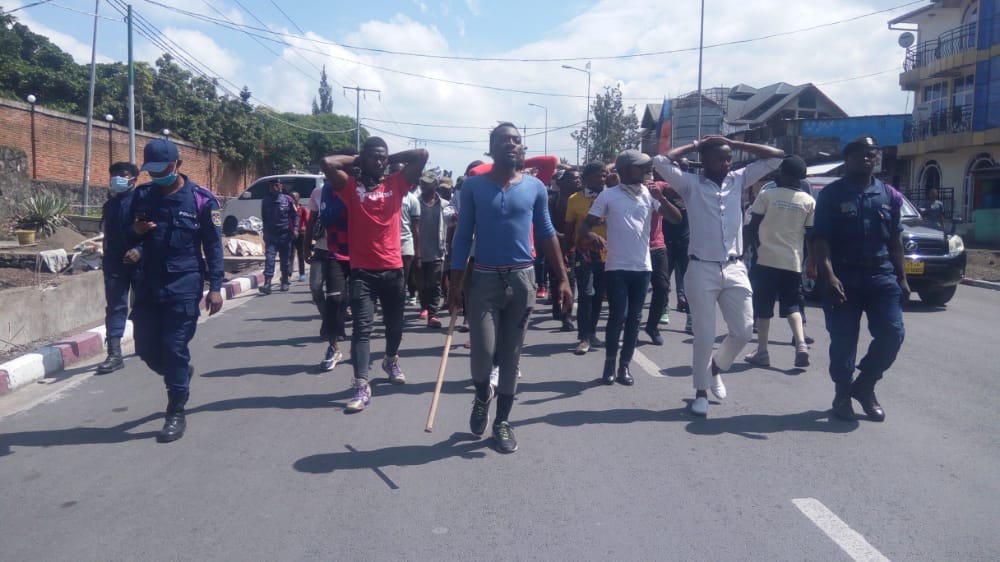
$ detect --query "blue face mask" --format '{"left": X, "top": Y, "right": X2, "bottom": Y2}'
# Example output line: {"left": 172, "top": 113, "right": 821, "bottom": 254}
{"left": 110, "top": 176, "right": 131, "bottom": 193}
{"left": 152, "top": 172, "right": 177, "bottom": 187}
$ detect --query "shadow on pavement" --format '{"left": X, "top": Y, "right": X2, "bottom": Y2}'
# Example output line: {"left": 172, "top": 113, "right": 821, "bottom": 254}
{"left": 215, "top": 336, "right": 318, "bottom": 349}
{"left": 199, "top": 363, "right": 316, "bottom": 377}
{"left": 684, "top": 409, "right": 859, "bottom": 439}
{"left": 521, "top": 341, "right": 576, "bottom": 357}
{"left": 190, "top": 390, "right": 355, "bottom": 413}
{"left": 517, "top": 378, "right": 605, "bottom": 405}
{"left": 0, "top": 413, "right": 162, "bottom": 457}
{"left": 517, "top": 406, "right": 691, "bottom": 428}
{"left": 245, "top": 316, "right": 316, "bottom": 323}
{"left": 293, "top": 432, "right": 489, "bottom": 478}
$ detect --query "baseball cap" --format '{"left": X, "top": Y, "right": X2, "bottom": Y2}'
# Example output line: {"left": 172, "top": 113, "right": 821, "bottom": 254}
{"left": 843, "top": 135, "right": 879, "bottom": 156}
{"left": 615, "top": 149, "right": 652, "bottom": 171}
{"left": 141, "top": 139, "right": 179, "bottom": 173}
{"left": 778, "top": 155, "right": 808, "bottom": 180}
{"left": 419, "top": 170, "right": 438, "bottom": 185}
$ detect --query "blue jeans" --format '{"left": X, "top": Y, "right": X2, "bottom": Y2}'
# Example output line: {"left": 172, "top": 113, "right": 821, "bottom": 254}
{"left": 822, "top": 270, "right": 905, "bottom": 385}
{"left": 604, "top": 270, "right": 651, "bottom": 365}
{"left": 264, "top": 234, "right": 292, "bottom": 280}
{"left": 574, "top": 259, "right": 605, "bottom": 340}
{"left": 131, "top": 300, "right": 199, "bottom": 392}
{"left": 349, "top": 268, "right": 406, "bottom": 380}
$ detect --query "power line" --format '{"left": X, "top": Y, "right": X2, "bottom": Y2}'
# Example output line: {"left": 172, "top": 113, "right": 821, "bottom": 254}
{"left": 5, "top": 0, "right": 54, "bottom": 14}
{"left": 142, "top": 0, "right": 923, "bottom": 63}
{"left": 268, "top": 0, "right": 304, "bottom": 35}
{"left": 817, "top": 67, "right": 901, "bottom": 85}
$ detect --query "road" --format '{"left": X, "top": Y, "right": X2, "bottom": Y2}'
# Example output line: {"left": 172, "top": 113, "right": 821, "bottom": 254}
{"left": 1, "top": 281, "right": 998, "bottom": 561}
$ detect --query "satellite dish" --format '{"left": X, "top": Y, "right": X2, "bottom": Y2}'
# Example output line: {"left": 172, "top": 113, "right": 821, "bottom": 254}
{"left": 898, "top": 32, "right": 915, "bottom": 48}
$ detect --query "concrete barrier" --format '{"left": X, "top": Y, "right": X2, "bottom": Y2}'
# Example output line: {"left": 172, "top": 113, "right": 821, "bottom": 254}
{"left": 0, "top": 270, "right": 105, "bottom": 355}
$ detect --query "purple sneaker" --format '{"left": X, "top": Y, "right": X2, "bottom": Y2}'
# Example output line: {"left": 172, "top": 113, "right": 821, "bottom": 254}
{"left": 345, "top": 378, "right": 371, "bottom": 412}
{"left": 382, "top": 357, "right": 406, "bottom": 385}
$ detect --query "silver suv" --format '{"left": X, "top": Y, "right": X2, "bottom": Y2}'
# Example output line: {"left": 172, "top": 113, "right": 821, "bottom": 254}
{"left": 221, "top": 174, "right": 323, "bottom": 236}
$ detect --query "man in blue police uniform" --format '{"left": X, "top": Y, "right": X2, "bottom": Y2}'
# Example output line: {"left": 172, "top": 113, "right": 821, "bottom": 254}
{"left": 130, "top": 139, "right": 225, "bottom": 443}
{"left": 259, "top": 179, "right": 299, "bottom": 294}
{"left": 95, "top": 161, "right": 142, "bottom": 374}
{"left": 811, "top": 136, "right": 909, "bottom": 422}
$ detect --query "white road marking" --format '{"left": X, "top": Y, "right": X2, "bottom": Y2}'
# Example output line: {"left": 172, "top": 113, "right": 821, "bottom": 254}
{"left": 792, "top": 498, "right": 890, "bottom": 562}
{"left": 632, "top": 349, "right": 666, "bottom": 378}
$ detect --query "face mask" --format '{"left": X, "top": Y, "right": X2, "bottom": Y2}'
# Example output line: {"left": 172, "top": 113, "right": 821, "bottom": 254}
{"left": 152, "top": 172, "right": 177, "bottom": 187}
{"left": 110, "top": 176, "right": 131, "bottom": 193}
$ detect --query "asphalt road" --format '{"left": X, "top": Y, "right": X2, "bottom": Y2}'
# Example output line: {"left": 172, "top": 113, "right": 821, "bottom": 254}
{"left": 1, "top": 280, "right": 997, "bottom": 561}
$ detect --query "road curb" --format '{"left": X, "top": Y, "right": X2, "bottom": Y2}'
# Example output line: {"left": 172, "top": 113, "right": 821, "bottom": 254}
{"left": 961, "top": 278, "right": 1000, "bottom": 291}
{"left": 0, "top": 268, "right": 265, "bottom": 396}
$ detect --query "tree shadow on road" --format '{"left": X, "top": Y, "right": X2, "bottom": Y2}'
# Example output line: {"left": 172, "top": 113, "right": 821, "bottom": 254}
{"left": 0, "top": 413, "right": 162, "bottom": 457}
{"left": 293, "top": 432, "right": 489, "bottom": 479}
{"left": 683, "top": 408, "right": 858, "bottom": 439}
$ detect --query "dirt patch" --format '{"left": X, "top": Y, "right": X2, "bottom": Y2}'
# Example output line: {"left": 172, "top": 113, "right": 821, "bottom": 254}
{"left": 0, "top": 268, "right": 62, "bottom": 290}
{"left": 6, "top": 226, "right": 87, "bottom": 254}
{"left": 966, "top": 248, "right": 1000, "bottom": 282}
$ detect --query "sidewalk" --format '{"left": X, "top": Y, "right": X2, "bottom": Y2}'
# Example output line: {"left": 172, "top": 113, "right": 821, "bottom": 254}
{"left": 0, "top": 269, "right": 269, "bottom": 396}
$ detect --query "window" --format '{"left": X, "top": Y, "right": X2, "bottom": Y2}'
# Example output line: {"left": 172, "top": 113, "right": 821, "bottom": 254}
{"left": 952, "top": 74, "right": 975, "bottom": 129}
{"left": 918, "top": 160, "right": 942, "bottom": 192}
{"left": 923, "top": 81, "right": 949, "bottom": 114}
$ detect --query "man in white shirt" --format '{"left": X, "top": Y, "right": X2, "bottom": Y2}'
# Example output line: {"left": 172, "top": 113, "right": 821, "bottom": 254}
{"left": 653, "top": 136, "right": 784, "bottom": 416}
{"left": 745, "top": 156, "right": 815, "bottom": 369}
{"left": 581, "top": 150, "right": 679, "bottom": 386}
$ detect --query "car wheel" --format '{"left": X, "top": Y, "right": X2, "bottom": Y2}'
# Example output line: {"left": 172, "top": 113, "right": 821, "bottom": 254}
{"left": 222, "top": 215, "right": 238, "bottom": 236}
{"left": 919, "top": 286, "right": 957, "bottom": 306}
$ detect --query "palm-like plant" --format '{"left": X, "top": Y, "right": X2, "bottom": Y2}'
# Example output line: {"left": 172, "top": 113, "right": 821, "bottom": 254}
{"left": 12, "top": 194, "right": 70, "bottom": 238}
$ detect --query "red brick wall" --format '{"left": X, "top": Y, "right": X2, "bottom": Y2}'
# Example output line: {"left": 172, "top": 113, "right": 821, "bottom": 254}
{"left": 0, "top": 98, "right": 252, "bottom": 197}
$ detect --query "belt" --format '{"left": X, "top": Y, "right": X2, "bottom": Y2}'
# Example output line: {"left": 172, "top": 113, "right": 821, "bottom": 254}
{"left": 689, "top": 255, "right": 742, "bottom": 263}
{"left": 473, "top": 262, "right": 533, "bottom": 273}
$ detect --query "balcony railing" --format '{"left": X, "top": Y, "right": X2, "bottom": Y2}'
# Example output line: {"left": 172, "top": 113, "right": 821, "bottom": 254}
{"left": 902, "top": 106, "right": 973, "bottom": 142}
{"left": 904, "top": 21, "right": 978, "bottom": 71}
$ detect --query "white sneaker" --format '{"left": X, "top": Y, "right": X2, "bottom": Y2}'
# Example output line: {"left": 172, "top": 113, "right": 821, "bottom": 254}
{"left": 690, "top": 396, "right": 709, "bottom": 416}
{"left": 489, "top": 365, "right": 499, "bottom": 388}
{"left": 711, "top": 375, "right": 727, "bottom": 400}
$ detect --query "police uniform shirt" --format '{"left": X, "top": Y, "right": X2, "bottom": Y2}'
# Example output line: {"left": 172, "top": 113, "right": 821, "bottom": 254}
{"left": 812, "top": 177, "right": 903, "bottom": 270}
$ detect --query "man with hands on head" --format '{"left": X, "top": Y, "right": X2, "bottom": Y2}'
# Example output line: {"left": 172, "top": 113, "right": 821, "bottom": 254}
{"left": 448, "top": 122, "right": 572, "bottom": 454}
{"left": 129, "top": 139, "right": 225, "bottom": 443}
{"left": 320, "top": 137, "right": 428, "bottom": 413}
{"left": 653, "top": 135, "right": 784, "bottom": 417}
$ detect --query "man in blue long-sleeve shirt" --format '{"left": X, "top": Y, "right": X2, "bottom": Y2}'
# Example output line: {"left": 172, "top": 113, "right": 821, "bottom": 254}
{"left": 448, "top": 122, "right": 572, "bottom": 454}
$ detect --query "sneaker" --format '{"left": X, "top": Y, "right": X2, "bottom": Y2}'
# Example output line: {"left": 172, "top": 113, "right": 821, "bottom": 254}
{"left": 279, "top": 281, "right": 290, "bottom": 292}
{"left": 795, "top": 346, "right": 810, "bottom": 367}
{"left": 574, "top": 339, "right": 591, "bottom": 355}
{"left": 685, "top": 314, "right": 693, "bottom": 335}
{"left": 419, "top": 309, "right": 429, "bottom": 320}
{"left": 489, "top": 365, "right": 499, "bottom": 389}
{"left": 492, "top": 421, "right": 518, "bottom": 454}
{"left": 382, "top": 357, "right": 406, "bottom": 385}
{"left": 589, "top": 335, "right": 604, "bottom": 348}
{"left": 791, "top": 335, "right": 815, "bottom": 347}
{"left": 560, "top": 318, "right": 576, "bottom": 332}
{"left": 644, "top": 326, "right": 664, "bottom": 346}
{"left": 690, "top": 396, "right": 709, "bottom": 416}
{"left": 320, "top": 346, "right": 342, "bottom": 371}
{"left": 345, "top": 378, "right": 372, "bottom": 412}
{"left": 711, "top": 375, "right": 727, "bottom": 400}
{"left": 744, "top": 350, "right": 770, "bottom": 367}
{"left": 659, "top": 311, "right": 670, "bottom": 325}
{"left": 298, "top": 274, "right": 307, "bottom": 282}
{"left": 470, "top": 387, "right": 494, "bottom": 436}
{"left": 536, "top": 287, "right": 547, "bottom": 299}
{"left": 427, "top": 316, "right": 442, "bottom": 329}
{"left": 406, "top": 295, "right": 417, "bottom": 306}
{"left": 677, "top": 298, "right": 689, "bottom": 314}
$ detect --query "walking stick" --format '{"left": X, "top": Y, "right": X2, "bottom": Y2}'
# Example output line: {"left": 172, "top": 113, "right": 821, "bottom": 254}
{"left": 425, "top": 312, "right": 459, "bottom": 432}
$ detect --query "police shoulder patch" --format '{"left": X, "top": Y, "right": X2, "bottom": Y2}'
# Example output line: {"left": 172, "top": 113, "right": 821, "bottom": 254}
{"left": 211, "top": 209, "right": 222, "bottom": 227}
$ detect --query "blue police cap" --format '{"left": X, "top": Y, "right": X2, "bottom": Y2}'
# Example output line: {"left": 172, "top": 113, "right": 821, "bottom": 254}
{"left": 141, "top": 139, "right": 180, "bottom": 173}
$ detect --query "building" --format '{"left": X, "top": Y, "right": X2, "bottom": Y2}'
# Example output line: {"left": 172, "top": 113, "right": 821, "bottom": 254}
{"left": 890, "top": 0, "right": 1000, "bottom": 241}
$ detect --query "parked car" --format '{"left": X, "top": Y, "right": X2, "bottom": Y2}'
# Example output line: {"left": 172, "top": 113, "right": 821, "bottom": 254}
{"left": 221, "top": 174, "right": 324, "bottom": 236}
{"left": 760, "top": 177, "right": 966, "bottom": 305}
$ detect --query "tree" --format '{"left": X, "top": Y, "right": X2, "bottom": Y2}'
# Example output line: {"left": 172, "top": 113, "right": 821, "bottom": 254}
{"left": 571, "top": 85, "right": 641, "bottom": 164}
{"left": 312, "top": 65, "right": 333, "bottom": 115}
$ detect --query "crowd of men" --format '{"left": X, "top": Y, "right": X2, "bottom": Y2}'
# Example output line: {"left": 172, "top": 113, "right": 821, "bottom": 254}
{"left": 97, "top": 129, "right": 907, "bottom": 452}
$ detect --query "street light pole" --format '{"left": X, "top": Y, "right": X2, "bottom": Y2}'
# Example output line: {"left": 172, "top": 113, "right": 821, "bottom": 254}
{"left": 105, "top": 114, "right": 114, "bottom": 169}
{"left": 26, "top": 94, "right": 37, "bottom": 179}
{"left": 561, "top": 62, "right": 592, "bottom": 164}
{"left": 527, "top": 103, "right": 548, "bottom": 155}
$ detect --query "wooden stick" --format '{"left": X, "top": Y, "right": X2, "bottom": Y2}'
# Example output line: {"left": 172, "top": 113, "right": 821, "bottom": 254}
{"left": 425, "top": 312, "right": 458, "bottom": 433}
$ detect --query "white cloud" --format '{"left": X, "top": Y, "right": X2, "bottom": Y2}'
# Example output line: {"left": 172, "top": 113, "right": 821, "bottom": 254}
{"left": 135, "top": 28, "right": 244, "bottom": 90}
{"left": 464, "top": 0, "right": 482, "bottom": 16}
{"left": 413, "top": 0, "right": 428, "bottom": 14}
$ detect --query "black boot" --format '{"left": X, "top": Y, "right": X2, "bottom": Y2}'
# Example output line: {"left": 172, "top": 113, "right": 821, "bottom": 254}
{"left": 831, "top": 383, "right": 856, "bottom": 421}
{"left": 157, "top": 390, "right": 188, "bottom": 443}
{"left": 851, "top": 373, "right": 885, "bottom": 422}
{"left": 258, "top": 277, "right": 272, "bottom": 295}
{"left": 280, "top": 276, "right": 290, "bottom": 292}
{"left": 95, "top": 337, "right": 124, "bottom": 374}
{"left": 602, "top": 358, "right": 616, "bottom": 385}
{"left": 616, "top": 363, "right": 635, "bottom": 386}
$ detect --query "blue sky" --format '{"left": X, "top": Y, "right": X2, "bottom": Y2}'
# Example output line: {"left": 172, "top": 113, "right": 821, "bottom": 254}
{"left": 4, "top": 0, "right": 923, "bottom": 173}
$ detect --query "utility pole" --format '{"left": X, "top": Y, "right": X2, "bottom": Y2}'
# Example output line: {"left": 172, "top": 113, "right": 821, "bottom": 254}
{"left": 82, "top": 0, "right": 100, "bottom": 215}
{"left": 343, "top": 85, "right": 380, "bottom": 151}
{"left": 696, "top": 0, "right": 705, "bottom": 142}
{"left": 127, "top": 4, "right": 136, "bottom": 164}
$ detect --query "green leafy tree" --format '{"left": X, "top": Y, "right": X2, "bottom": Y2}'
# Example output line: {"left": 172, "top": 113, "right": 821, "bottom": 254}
{"left": 572, "top": 85, "right": 641, "bottom": 164}
{"left": 311, "top": 65, "right": 333, "bottom": 115}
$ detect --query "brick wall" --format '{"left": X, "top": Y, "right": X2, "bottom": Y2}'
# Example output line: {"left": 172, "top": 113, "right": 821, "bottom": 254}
{"left": 0, "top": 98, "right": 253, "bottom": 197}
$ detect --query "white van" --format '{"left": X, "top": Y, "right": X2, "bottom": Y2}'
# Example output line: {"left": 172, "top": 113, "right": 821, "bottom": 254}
{"left": 221, "top": 174, "right": 324, "bottom": 236}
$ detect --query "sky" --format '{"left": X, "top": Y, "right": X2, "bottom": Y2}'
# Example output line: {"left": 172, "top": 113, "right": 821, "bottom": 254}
{"left": 3, "top": 0, "right": 924, "bottom": 175}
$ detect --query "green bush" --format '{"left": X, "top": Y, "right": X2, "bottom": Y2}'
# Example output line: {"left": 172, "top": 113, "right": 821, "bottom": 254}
{"left": 12, "top": 194, "right": 70, "bottom": 238}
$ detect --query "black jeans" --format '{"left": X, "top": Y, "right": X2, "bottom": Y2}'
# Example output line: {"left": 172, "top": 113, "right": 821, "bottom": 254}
{"left": 320, "top": 259, "right": 350, "bottom": 341}
{"left": 647, "top": 247, "right": 670, "bottom": 330}
{"left": 574, "top": 259, "right": 605, "bottom": 340}
{"left": 419, "top": 260, "right": 444, "bottom": 317}
{"left": 349, "top": 268, "right": 406, "bottom": 380}
{"left": 666, "top": 242, "right": 689, "bottom": 309}
{"left": 605, "top": 270, "right": 651, "bottom": 365}
{"left": 293, "top": 234, "right": 307, "bottom": 275}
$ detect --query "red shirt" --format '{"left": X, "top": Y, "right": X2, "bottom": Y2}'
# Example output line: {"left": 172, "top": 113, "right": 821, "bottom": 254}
{"left": 293, "top": 205, "right": 309, "bottom": 233}
{"left": 340, "top": 172, "right": 409, "bottom": 270}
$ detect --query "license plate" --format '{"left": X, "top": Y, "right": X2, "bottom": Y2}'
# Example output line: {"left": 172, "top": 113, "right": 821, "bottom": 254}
{"left": 904, "top": 259, "right": 924, "bottom": 275}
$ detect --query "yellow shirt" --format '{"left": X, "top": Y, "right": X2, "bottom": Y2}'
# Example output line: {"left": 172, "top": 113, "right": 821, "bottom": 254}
{"left": 565, "top": 191, "right": 607, "bottom": 261}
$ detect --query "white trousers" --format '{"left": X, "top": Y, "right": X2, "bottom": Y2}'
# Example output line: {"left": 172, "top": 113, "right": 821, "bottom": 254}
{"left": 684, "top": 260, "right": 754, "bottom": 390}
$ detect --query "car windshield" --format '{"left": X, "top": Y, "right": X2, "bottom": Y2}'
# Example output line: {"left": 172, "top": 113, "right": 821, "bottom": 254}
{"left": 899, "top": 196, "right": 920, "bottom": 218}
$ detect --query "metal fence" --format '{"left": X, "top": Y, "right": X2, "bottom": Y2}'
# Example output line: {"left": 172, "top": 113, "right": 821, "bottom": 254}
{"left": 902, "top": 186, "right": 955, "bottom": 223}
{"left": 902, "top": 107, "right": 973, "bottom": 142}
{"left": 904, "top": 21, "right": 978, "bottom": 71}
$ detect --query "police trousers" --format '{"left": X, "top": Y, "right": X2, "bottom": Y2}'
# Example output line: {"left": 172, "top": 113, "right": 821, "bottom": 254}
{"left": 264, "top": 233, "right": 293, "bottom": 280}
{"left": 131, "top": 300, "right": 199, "bottom": 392}
{"left": 103, "top": 268, "right": 137, "bottom": 338}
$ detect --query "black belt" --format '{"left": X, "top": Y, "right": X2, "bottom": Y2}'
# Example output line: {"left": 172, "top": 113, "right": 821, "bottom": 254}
{"left": 689, "top": 255, "right": 742, "bottom": 263}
